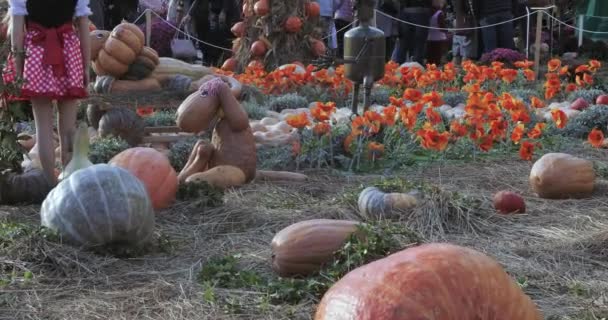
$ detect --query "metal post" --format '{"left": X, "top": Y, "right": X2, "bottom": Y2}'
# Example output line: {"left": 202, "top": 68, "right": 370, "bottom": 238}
{"left": 533, "top": 9, "right": 544, "bottom": 79}
{"left": 578, "top": 15, "right": 584, "bottom": 47}
{"left": 145, "top": 9, "right": 152, "bottom": 47}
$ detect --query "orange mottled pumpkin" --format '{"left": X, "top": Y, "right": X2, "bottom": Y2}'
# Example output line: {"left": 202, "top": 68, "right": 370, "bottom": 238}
{"left": 316, "top": 243, "right": 543, "bottom": 320}
{"left": 109, "top": 147, "right": 178, "bottom": 210}
{"left": 222, "top": 58, "right": 238, "bottom": 71}
{"left": 310, "top": 38, "right": 326, "bottom": 57}
{"left": 231, "top": 22, "right": 246, "bottom": 38}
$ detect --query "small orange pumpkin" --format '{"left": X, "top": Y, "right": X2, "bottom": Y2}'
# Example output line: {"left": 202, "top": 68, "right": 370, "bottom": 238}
{"left": 109, "top": 147, "right": 178, "bottom": 210}
{"left": 310, "top": 38, "right": 326, "bottom": 57}
{"left": 254, "top": 0, "right": 269, "bottom": 16}
{"left": 221, "top": 58, "right": 238, "bottom": 71}
{"left": 250, "top": 40, "right": 267, "bottom": 56}
{"left": 305, "top": 2, "right": 320, "bottom": 18}
{"left": 231, "top": 22, "right": 246, "bottom": 38}
{"left": 285, "top": 16, "right": 302, "bottom": 33}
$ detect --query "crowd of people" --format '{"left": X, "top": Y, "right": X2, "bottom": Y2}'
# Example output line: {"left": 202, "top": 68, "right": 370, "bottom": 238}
{"left": 67, "top": 1, "right": 571, "bottom": 68}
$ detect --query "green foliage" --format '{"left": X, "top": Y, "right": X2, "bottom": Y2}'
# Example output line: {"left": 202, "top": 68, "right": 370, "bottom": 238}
{"left": 567, "top": 89, "right": 605, "bottom": 103}
{"left": 561, "top": 105, "right": 608, "bottom": 138}
{"left": 168, "top": 137, "right": 198, "bottom": 172}
{"left": 510, "top": 89, "right": 541, "bottom": 104}
{"left": 0, "top": 221, "right": 59, "bottom": 249}
{"left": 176, "top": 181, "right": 224, "bottom": 207}
{"left": 197, "top": 222, "right": 421, "bottom": 305}
{"left": 89, "top": 136, "right": 130, "bottom": 164}
{"left": 256, "top": 145, "right": 295, "bottom": 171}
{"left": 268, "top": 93, "right": 308, "bottom": 112}
{"left": 242, "top": 100, "right": 269, "bottom": 120}
{"left": 369, "top": 86, "right": 393, "bottom": 106}
{"left": 143, "top": 111, "right": 176, "bottom": 127}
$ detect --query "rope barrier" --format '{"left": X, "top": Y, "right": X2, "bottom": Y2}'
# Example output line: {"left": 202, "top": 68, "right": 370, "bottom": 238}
{"left": 545, "top": 13, "right": 608, "bottom": 34}
{"left": 374, "top": 9, "right": 539, "bottom": 31}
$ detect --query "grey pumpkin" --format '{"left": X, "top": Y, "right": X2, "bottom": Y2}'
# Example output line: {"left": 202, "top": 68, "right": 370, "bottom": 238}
{"left": 98, "top": 107, "right": 145, "bottom": 146}
{"left": 358, "top": 187, "right": 418, "bottom": 219}
{"left": 40, "top": 164, "right": 155, "bottom": 248}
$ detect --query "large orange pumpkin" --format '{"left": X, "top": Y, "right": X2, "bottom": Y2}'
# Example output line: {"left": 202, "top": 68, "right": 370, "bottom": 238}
{"left": 315, "top": 243, "right": 542, "bottom": 320}
{"left": 109, "top": 147, "right": 178, "bottom": 210}
{"left": 254, "top": 0, "right": 269, "bottom": 16}
{"left": 285, "top": 16, "right": 302, "bottom": 33}
{"left": 305, "top": 2, "right": 320, "bottom": 18}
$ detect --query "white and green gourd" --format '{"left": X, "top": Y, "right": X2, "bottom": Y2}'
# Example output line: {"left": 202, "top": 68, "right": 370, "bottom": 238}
{"left": 58, "top": 122, "right": 94, "bottom": 181}
{"left": 41, "top": 164, "right": 155, "bottom": 247}
{"left": 358, "top": 187, "right": 418, "bottom": 219}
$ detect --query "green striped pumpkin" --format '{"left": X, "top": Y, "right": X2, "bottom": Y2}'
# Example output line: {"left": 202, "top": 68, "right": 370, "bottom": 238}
{"left": 41, "top": 164, "right": 155, "bottom": 247}
{"left": 358, "top": 187, "right": 418, "bottom": 218}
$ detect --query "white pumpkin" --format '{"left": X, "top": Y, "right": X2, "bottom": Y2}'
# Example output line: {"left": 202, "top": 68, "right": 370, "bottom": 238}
{"left": 41, "top": 164, "right": 155, "bottom": 247}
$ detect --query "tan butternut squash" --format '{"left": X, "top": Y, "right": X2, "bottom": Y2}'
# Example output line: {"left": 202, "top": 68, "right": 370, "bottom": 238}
{"left": 271, "top": 219, "right": 362, "bottom": 277}
{"left": 185, "top": 165, "right": 246, "bottom": 190}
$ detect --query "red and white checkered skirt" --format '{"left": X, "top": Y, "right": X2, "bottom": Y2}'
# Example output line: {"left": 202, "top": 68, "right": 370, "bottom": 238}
{"left": 2, "top": 22, "right": 87, "bottom": 101}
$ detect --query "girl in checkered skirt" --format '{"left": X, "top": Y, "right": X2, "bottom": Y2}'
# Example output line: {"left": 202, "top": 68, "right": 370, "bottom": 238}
{"left": 3, "top": 0, "right": 92, "bottom": 186}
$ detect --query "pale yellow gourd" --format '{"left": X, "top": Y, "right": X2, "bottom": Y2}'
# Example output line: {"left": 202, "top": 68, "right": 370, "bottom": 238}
{"left": 58, "top": 122, "right": 94, "bottom": 181}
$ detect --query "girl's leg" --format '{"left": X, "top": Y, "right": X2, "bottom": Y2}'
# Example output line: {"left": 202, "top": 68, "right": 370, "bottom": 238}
{"left": 56, "top": 99, "right": 79, "bottom": 167}
{"left": 31, "top": 98, "right": 57, "bottom": 185}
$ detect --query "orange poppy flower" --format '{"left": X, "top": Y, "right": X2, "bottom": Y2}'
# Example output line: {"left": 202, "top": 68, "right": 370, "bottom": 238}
{"left": 418, "top": 127, "right": 450, "bottom": 151}
{"left": 291, "top": 140, "right": 302, "bottom": 156}
{"left": 136, "top": 106, "right": 155, "bottom": 117}
{"left": 523, "top": 69, "right": 535, "bottom": 81}
{"left": 313, "top": 122, "right": 331, "bottom": 136}
{"left": 477, "top": 135, "right": 494, "bottom": 152}
{"left": 545, "top": 86, "right": 560, "bottom": 100}
{"left": 510, "top": 108, "right": 530, "bottom": 124}
{"left": 519, "top": 141, "right": 535, "bottom": 161}
{"left": 527, "top": 123, "right": 546, "bottom": 139}
{"left": 367, "top": 142, "right": 385, "bottom": 160}
{"left": 399, "top": 106, "right": 419, "bottom": 131}
{"left": 547, "top": 58, "right": 561, "bottom": 72}
{"left": 382, "top": 105, "right": 397, "bottom": 126}
{"left": 559, "top": 66, "right": 570, "bottom": 76}
{"left": 343, "top": 133, "right": 355, "bottom": 153}
{"left": 514, "top": 60, "right": 534, "bottom": 69}
{"left": 511, "top": 122, "right": 525, "bottom": 144}
{"left": 286, "top": 112, "right": 310, "bottom": 129}
{"left": 550, "top": 109, "right": 568, "bottom": 129}
{"left": 589, "top": 59, "right": 601, "bottom": 72}
{"left": 489, "top": 119, "right": 508, "bottom": 139}
{"left": 565, "top": 83, "right": 578, "bottom": 92}
{"left": 588, "top": 128, "right": 605, "bottom": 148}
{"left": 351, "top": 116, "right": 369, "bottom": 136}
{"left": 465, "top": 94, "right": 487, "bottom": 115}
{"left": 530, "top": 96, "right": 545, "bottom": 108}
{"left": 403, "top": 88, "right": 423, "bottom": 102}
{"left": 421, "top": 91, "right": 444, "bottom": 107}
{"left": 500, "top": 69, "right": 518, "bottom": 83}
{"left": 583, "top": 73, "right": 594, "bottom": 85}
{"left": 425, "top": 107, "right": 443, "bottom": 125}
{"left": 364, "top": 111, "right": 383, "bottom": 134}
{"left": 311, "top": 105, "right": 332, "bottom": 122}
{"left": 575, "top": 65, "right": 589, "bottom": 74}
{"left": 450, "top": 120, "right": 468, "bottom": 137}
{"left": 389, "top": 96, "right": 405, "bottom": 108}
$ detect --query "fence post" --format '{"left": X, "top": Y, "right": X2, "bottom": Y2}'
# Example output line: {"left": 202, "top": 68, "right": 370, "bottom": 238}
{"left": 526, "top": 7, "right": 531, "bottom": 58}
{"left": 578, "top": 15, "right": 584, "bottom": 47}
{"left": 145, "top": 9, "right": 152, "bottom": 47}
{"left": 533, "top": 9, "right": 544, "bottom": 79}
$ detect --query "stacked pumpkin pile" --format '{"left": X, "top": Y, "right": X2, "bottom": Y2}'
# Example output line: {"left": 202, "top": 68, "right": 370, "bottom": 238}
{"left": 225, "top": 0, "right": 326, "bottom": 72}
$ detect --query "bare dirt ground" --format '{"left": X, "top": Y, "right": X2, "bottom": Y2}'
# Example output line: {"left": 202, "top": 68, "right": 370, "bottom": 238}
{"left": 1, "top": 144, "right": 607, "bottom": 320}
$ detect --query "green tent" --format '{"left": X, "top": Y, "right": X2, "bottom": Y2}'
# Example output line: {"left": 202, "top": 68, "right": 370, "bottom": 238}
{"left": 576, "top": 0, "right": 608, "bottom": 40}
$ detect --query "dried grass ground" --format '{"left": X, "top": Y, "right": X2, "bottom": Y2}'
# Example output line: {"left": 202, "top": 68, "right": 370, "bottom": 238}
{"left": 1, "top": 146, "right": 608, "bottom": 320}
